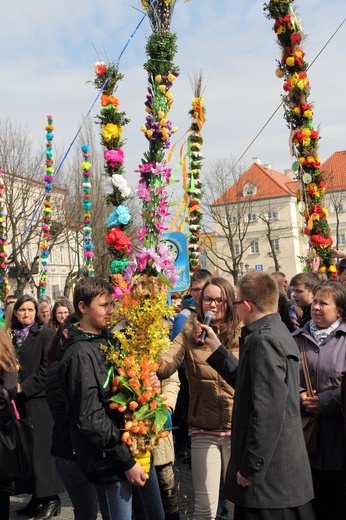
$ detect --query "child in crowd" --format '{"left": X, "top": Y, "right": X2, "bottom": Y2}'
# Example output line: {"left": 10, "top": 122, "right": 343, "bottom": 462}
{"left": 59, "top": 277, "right": 164, "bottom": 520}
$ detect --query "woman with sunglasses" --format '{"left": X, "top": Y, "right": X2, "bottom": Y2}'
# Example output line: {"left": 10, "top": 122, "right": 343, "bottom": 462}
{"left": 157, "top": 277, "right": 240, "bottom": 520}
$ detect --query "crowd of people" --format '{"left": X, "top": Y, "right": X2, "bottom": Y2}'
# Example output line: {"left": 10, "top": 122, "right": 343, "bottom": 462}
{"left": 0, "top": 257, "right": 345, "bottom": 520}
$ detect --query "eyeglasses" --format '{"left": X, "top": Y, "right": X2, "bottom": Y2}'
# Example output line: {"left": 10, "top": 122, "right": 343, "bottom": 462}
{"left": 233, "top": 300, "right": 256, "bottom": 306}
{"left": 202, "top": 297, "right": 226, "bottom": 305}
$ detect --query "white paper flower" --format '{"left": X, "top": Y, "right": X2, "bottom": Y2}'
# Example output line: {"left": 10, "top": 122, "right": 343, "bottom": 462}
{"left": 111, "top": 174, "right": 131, "bottom": 197}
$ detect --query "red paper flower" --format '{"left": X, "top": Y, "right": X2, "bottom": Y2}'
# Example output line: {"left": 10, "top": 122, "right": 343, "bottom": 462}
{"left": 106, "top": 227, "right": 131, "bottom": 251}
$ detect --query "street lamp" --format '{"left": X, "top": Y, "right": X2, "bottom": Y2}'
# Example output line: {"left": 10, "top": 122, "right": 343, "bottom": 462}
{"left": 245, "top": 263, "right": 249, "bottom": 272}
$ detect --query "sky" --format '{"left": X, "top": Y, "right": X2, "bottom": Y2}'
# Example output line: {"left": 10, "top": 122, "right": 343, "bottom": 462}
{"left": 1, "top": 0, "right": 346, "bottom": 194}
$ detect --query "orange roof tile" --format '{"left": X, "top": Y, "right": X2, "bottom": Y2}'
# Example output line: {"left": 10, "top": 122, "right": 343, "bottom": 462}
{"left": 212, "top": 162, "right": 296, "bottom": 206}
{"left": 321, "top": 151, "right": 346, "bottom": 192}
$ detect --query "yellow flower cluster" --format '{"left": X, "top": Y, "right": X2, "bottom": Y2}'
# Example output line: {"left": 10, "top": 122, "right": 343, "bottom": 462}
{"left": 110, "top": 291, "right": 173, "bottom": 367}
{"left": 103, "top": 123, "right": 123, "bottom": 142}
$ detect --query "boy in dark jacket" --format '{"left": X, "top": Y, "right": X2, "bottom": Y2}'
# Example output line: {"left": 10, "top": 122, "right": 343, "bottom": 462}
{"left": 201, "top": 271, "right": 315, "bottom": 520}
{"left": 59, "top": 277, "right": 163, "bottom": 520}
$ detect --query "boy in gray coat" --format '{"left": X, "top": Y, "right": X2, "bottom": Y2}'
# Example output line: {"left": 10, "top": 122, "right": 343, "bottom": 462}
{"left": 200, "top": 271, "right": 315, "bottom": 520}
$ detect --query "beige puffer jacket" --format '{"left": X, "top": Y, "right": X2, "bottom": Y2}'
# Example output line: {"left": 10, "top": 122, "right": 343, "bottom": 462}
{"left": 152, "top": 370, "right": 180, "bottom": 466}
{"left": 157, "top": 316, "right": 239, "bottom": 430}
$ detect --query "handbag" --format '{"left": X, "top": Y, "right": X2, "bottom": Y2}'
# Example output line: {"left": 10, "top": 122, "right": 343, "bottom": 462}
{"left": 300, "top": 340, "right": 318, "bottom": 456}
{"left": 0, "top": 387, "right": 34, "bottom": 482}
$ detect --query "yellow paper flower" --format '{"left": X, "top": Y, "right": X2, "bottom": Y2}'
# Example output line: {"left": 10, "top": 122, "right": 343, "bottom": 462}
{"left": 103, "top": 123, "right": 123, "bottom": 142}
{"left": 81, "top": 161, "right": 91, "bottom": 170}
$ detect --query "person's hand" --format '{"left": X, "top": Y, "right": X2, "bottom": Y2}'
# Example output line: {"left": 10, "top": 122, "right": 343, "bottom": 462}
{"left": 236, "top": 472, "right": 253, "bottom": 487}
{"left": 125, "top": 463, "right": 147, "bottom": 486}
{"left": 300, "top": 390, "right": 320, "bottom": 414}
{"left": 197, "top": 323, "right": 221, "bottom": 352}
{"left": 311, "top": 255, "right": 321, "bottom": 272}
{"left": 149, "top": 371, "right": 161, "bottom": 390}
{"left": 17, "top": 383, "right": 22, "bottom": 393}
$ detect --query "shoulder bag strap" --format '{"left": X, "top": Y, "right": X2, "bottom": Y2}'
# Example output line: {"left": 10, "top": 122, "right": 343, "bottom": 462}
{"left": 300, "top": 337, "right": 314, "bottom": 397}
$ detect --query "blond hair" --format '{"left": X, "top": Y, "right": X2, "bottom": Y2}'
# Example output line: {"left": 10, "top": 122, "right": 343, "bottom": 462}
{"left": 0, "top": 327, "right": 17, "bottom": 374}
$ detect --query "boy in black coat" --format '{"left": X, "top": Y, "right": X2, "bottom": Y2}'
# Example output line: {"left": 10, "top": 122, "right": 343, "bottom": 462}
{"left": 59, "top": 277, "right": 164, "bottom": 520}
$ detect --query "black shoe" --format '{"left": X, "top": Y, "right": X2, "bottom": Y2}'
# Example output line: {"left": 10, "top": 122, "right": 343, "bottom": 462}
{"left": 16, "top": 497, "right": 42, "bottom": 516}
{"left": 34, "top": 499, "right": 61, "bottom": 520}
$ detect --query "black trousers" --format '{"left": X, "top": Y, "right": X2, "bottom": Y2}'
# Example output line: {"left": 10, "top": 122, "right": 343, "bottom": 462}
{"left": 311, "top": 468, "right": 346, "bottom": 520}
{"left": 234, "top": 502, "right": 315, "bottom": 520}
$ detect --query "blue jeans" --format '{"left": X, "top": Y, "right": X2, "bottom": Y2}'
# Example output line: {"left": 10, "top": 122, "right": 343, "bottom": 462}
{"left": 94, "top": 465, "right": 164, "bottom": 520}
{"left": 95, "top": 479, "right": 132, "bottom": 520}
{"left": 132, "top": 464, "right": 165, "bottom": 520}
{"left": 55, "top": 458, "right": 98, "bottom": 520}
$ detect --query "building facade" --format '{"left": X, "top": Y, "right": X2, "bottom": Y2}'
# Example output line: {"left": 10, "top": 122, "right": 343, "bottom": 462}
{"left": 210, "top": 151, "right": 346, "bottom": 284}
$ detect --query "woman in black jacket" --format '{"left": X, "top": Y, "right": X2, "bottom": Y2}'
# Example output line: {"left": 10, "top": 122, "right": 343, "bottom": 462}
{"left": 11, "top": 294, "right": 64, "bottom": 519}
{"left": 45, "top": 314, "right": 98, "bottom": 520}
{"left": 0, "top": 327, "right": 18, "bottom": 519}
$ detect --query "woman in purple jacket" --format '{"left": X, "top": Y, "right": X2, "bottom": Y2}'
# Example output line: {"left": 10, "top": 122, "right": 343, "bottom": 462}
{"left": 293, "top": 280, "right": 346, "bottom": 520}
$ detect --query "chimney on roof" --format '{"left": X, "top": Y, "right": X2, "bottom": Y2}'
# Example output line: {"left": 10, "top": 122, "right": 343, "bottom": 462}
{"left": 252, "top": 157, "right": 261, "bottom": 165}
{"left": 284, "top": 168, "right": 295, "bottom": 179}
{"left": 263, "top": 164, "right": 272, "bottom": 169}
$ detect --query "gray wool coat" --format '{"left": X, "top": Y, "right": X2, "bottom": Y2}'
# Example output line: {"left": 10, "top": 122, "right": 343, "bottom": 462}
{"left": 293, "top": 319, "right": 346, "bottom": 471}
{"left": 207, "top": 313, "right": 314, "bottom": 509}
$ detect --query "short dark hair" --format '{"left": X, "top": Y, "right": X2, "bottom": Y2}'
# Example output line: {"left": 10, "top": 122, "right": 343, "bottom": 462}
{"left": 290, "top": 271, "right": 320, "bottom": 291}
{"left": 337, "top": 259, "right": 346, "bottom": 275}
{"left": 190, "top": 269, "right": 212, "bottom": 285}
{"left": 73, "top": 277, "right": 114, "bottom": 319}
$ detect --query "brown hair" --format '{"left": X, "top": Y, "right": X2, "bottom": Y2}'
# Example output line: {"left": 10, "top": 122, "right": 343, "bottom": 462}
{"left": 48, "top": 298, "right": 74, "bottom": 331}
{"left": 290, "top": 271, "right": 320, "bottom": 291}
{"left": 0, "top": 327, "right": 17, "bottom": 374}
{"left": 73, "top": 277, "right": 114, "bottom": 319}
{"left": 197, "top": 276, "right": 240, "bottom": 346}
{"left": 190, "top": 269, "right": 212, "bottom": 285}
{"left": 237, "top": 271, "right": 279, "bottom": 313}
{"left": 313, "top": 280, "right": 346, "bottom": 319}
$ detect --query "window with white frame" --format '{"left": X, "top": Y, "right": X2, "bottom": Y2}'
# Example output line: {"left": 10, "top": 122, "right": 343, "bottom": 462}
{"left": 250, "top": 241, "right": 259, "bottom": 254}
{"left": 242, "top": 182, "right": 257, "bottom": 197}
{"left": 338, "top": 233, "right": 346, "bottom": 246}
{"left": 331, "top": 203, "right": 345, "bottom": 213}
{"left": 266, "top": 210, "right": 279, "bottom": 221}
{"left": 59, "top": 246, "right": 65, "bottom": 264}
{"left": 246, "top": 213, "right": 258, "bottom": 223}
{"left": 271, "top": 239, "right": 280, "bottom": 251}
{"left": 234, "top": 243, "right": 240, "bottom": 256}
{"left": 227, "top": 214, "right": 238, "bottom": 225}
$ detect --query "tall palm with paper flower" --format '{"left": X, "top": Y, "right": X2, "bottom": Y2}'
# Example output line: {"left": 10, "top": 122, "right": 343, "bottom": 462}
{"left": 92, "top": 61, "right": 132, "bottom": 294}
{"left": 103, "top": 0, "right": 191, "bottom": 475}
{"left": 0, "top": 166, "right": 10, "bottom": 301}
{"left": 185, "top": 72, "right": 206, "bottom": 273}
{"left": 264, "top": 0, "right": 336, "bottom": 277}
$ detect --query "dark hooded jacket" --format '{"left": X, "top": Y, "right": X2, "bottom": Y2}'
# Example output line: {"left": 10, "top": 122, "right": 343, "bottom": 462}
{"left": 59, "top": 324, "right": 135, "bottom": 483}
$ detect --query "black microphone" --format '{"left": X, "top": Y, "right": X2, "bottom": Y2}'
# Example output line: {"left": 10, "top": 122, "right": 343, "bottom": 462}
{"left": 196, "top": 310, "right": 215, "bottom": 346}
